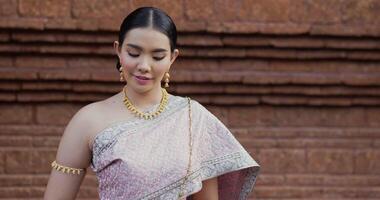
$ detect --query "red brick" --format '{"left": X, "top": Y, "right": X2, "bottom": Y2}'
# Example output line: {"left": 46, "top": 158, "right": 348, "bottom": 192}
{"left": 256, "top": 149, "right": 306, "bottom": 173}
{"left": 38, "top": 70, "right": 92, "bottom": 81}
{"left": 222, "top": 36, "right": 270, "bottom": 47}
{"left": 130, "top": 0, "right": 183, "bottom": 23}
{"left": 15, "top": 56, "right": 67, "bottom": 68}
{"left": 17, "top": 92, "right": 66, "bottom": 102}
{"left": 11, "top": 32, "right": 61, "bottom": 42}
{"left": 0, "top": 136, "right": 32, "bottom": 147}
{"left": 184, "top": 0, "right": 214, "bottom": 21}
{"left": 325, "top": 38, "right": 380, "bottom": 49}
{"left": 178, "top": 35, "right": 223, "bottom": 47}
{"left": 355, "top": 150, "right": 380, "bottom": 174}
{"left": 31, "top": 150, "right": 56, "bottom": 173}
{"left": 0, "top": 175, "right": 35, "bottom": 186}
{"left": 0, "top": 104, "right": 33, "bottom": 124}
{"left": 44, "top": 18, "right": 78, "bottom": 30}
{"left": 290, "top": 0, "right": 342, "bottom": 24}
{"left": 341, "top": 0, "right": 380, "bottom": 25}
{"left": 270, "top": 37, "right": 325, "bottom": 49}
{"left": 0, "top": 186, "right": 45, "bottom": 198}
{"left": 213, "top": 0, "right": 240, "bottom": 22}
{"left": 97, "top": 18, "right": 120, "bottom": 31}
{"left": 0, "top": 124, "right": 63, "bottom": 136}
{"left": 18, "top": 0, "right": 71, "bottom": 17}
{"left": 311, "top": 24, "right": 380, "bottom": 37}
{"left": 21, "top": 82, "right": 72, "bottom": 91}
{"left": 32, "top": 136, "right": 60, "bottom": 147}
{"left": 67, "top": 57, "right": 113, "bottom": 69}
{"left": 66, "top": 93, "right": 108, "bottom": 102}
{"left": 239, "top": 138, "right": 277, "bottom": 148}
{"left": 257, "top": 23, "right": 310, "bottom": 35}
{"left": 286, "top": 174, "right": 380, "bottom": 186}
{"left": 0, "top": 70, "right": 38, "bottom": 80}
{"left": 0, "top": 56, "right": 12, "bottom": 67}
{"left": 0, "top": 93, "right": 16, "bottom": 102}
{"left": 255, "top": 186, "right": 322, "bottom": 198}
{"left": 175, "top": 20, "right": 206, "bottom": 32}
{"left": 375, "top": 140, "right": 380, "bottom": 147}
{"left": 5, "top": 150, "right": 34, "bottom": 173}
{"left": 36, "top": 103, "right": 81, "bottom": 125}
{"left": 72, "top": 83, "right": 120, "bottom": 93}
{"left": 0, "top": 151, "right": 4, "bottom": 173}
{"left": 255, "top": 174, "right": 285, "bottom": 186}
{"left": 175, "top": 59, "right": 219, "bottom": 71}
{"left": 72, "top": 0, "right": 129, "bottom": 19}
{"left": 239, "top": 0, "right": 290, "bottom": 22}
{"left": 246, "top": 49, "right": 296, "bottom": 59}
{"left": 0, "top": 0, "right": 17, "bottom": 16}
{"left": 276, "top": 138, "right": 372, "bottom": 149}
{"left": 347, "top": 51, "right": 380, "bottom": 60}
{"left": 307, "top": 149, "right": 354, "bottom": 174}
{"left": 90, "top": 71, "right": 119, "bottom": 82}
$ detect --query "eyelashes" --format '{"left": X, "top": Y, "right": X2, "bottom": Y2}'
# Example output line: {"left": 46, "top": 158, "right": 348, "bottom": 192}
{"left": 127, "top": 52, "right": 165, "bottom": 61}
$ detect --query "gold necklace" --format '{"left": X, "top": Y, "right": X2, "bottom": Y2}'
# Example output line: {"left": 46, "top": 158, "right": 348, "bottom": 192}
{"left": 123, "top": 86, "right": 169, "bottom": 120}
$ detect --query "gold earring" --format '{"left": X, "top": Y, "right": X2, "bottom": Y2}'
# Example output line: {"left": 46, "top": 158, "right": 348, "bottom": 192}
{"left": 164, "top": 72, "right": 170, "bottom": 88}
{"left": 119, "top": 67, "right": 124, "bottom": 82}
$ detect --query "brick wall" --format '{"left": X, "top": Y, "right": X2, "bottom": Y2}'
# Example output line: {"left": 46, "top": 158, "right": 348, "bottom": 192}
{"left": 0, "top": 0, "right": 380, "bottom": 199}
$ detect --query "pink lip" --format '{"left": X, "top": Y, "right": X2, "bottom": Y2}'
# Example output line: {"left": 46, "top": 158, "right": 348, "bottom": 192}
{"left": 134, "top": 75, "right": 151, "bottom": 85}
{"left": 135, "top": 75, "right": 152, "bottom": 80}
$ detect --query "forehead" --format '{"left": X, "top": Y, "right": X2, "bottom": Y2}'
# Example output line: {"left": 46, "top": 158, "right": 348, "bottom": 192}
{"left": 123, "top": 28, "right": 171, "bottom": 50}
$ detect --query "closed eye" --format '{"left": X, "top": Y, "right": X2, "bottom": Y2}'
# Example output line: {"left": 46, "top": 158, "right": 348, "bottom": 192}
{"left": 128, "top": 52, "right": 139, "bottom": 57}
{"left": 153, "top": 56, "right": 165, "bottom": 61}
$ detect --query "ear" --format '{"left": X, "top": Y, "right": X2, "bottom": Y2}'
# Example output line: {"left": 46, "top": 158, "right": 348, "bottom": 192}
{"left": 114, "top": 41, "right": 121, "bottom": 59}
{"left": 170, "top": 49, "right": 179, "bottom": 65}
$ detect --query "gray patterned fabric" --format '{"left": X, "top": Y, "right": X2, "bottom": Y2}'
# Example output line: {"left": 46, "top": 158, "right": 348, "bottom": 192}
{"left": 90, "top": 94, "right": 260, "bottom": 200}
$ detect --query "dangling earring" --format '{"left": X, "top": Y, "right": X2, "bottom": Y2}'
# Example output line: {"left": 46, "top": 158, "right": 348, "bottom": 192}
{"left": 119, "top": 67, "right": 124, "bottom": 82}
{"left": 164, "top": 72, "right": 170, "bottom": 88}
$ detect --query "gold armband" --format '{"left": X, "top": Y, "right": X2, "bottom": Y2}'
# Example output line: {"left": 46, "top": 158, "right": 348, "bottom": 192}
{"left": 51, "top": 160, "right": 86, "bottom": 175}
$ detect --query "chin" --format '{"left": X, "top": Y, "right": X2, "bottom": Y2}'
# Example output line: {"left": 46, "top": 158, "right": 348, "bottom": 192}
{"left": 131, "top": 85, "right": 155, "bottom": 93}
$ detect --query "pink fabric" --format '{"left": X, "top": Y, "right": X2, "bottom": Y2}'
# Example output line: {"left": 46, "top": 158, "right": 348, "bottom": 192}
{"left": 90, "top": 94, "right": 260, "bottom": 200}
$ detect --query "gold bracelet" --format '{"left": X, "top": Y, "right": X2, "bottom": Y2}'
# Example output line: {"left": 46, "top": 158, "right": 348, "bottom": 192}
{"left": 51, "top": 160, "right": 85, "bottom": 175}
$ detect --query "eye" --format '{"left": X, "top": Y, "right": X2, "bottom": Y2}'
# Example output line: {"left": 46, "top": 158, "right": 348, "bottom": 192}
{"left": 153, "top": 56, "right": 165, "bottom": 61}
{"left": 128, "top": 52, "right": 139, "bottom": 57}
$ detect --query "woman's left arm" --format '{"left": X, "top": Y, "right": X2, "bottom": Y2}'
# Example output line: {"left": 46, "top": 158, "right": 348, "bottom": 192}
{"left": 192, "top": 177, "right": 218, "bottom": 200}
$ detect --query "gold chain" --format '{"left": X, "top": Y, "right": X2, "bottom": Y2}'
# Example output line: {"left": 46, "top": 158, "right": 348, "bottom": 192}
{"left": 178, "top": 97, "right": 193, "bottom": 199}
{"left": 123, "top": 86, "right": 169, "bottom": 120}
{"left": 51, "top": 160, "right": 85, "bottom": 175}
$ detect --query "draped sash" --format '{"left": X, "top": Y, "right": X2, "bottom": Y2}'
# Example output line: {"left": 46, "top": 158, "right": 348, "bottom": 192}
{"left": 91, "top": 94, "right": 260, "bottom": 200}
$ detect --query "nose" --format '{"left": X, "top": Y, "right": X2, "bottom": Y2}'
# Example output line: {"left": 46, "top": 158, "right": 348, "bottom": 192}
{"left": 137, "top": 56, "right": 151, "bottom": 73}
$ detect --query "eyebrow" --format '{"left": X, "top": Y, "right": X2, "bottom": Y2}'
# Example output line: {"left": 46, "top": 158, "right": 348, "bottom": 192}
{"left": 126, "top": 43, "right": 167, "bottom": 53}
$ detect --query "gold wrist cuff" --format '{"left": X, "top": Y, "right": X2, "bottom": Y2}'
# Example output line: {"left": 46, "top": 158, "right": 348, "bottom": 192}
{"left": 51, "top": 160, "right": 86, "bottom": 175}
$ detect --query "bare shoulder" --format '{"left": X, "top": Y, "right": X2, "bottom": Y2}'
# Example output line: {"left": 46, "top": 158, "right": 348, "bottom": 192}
{"left": 61, "top": 100, "right": 107, "bottom": 150}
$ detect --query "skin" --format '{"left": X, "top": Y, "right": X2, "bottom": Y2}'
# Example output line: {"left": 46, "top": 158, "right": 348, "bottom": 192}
{"left": 44, "top": 27, "right": 218, "bottom": 200}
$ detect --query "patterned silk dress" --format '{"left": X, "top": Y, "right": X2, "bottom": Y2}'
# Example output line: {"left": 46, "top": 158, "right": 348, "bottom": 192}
{"left": 90, "top": 94, "right": 260, "bottom": 200}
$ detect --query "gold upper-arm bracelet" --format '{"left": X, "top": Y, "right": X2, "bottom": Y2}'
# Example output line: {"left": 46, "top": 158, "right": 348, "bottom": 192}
{"left": 51, "top": 160, "right": 86, "bottom": 175}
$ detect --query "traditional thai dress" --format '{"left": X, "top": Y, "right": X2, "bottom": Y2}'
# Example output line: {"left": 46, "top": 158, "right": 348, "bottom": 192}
{"left": 90, "top": 94, "right": 260, "bottom": 200}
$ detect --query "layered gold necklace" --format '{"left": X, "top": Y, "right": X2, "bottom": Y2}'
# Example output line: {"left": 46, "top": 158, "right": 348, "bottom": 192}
{"left": 123, "top": 86, "right": 169, "bottom": 120}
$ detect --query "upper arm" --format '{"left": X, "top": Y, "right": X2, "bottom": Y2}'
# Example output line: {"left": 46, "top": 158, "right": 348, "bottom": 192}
{"left": 44, "top": 104, "right": 95, "bottom": 200}
{"left": 192, "top": 177, "right": 219, "bottom": 200}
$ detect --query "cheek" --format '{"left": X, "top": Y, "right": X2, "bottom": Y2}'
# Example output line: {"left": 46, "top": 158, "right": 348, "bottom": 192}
{"left": 154, "top": 61, "right": 171, "bottom": 75}
{"left": 120, "top": 56, "right": 137, "bottom": 71}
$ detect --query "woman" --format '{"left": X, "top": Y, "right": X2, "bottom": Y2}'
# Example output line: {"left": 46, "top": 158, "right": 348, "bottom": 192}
{"left": 44, "top": 7, "right": 260, "bottom": 200}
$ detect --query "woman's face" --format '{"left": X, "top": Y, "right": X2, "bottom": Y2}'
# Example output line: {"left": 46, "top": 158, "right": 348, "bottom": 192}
{"left": 114, "top": 28, "right": 179, "bottom": 94}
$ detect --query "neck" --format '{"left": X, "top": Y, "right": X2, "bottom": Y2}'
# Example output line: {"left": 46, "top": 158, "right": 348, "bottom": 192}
{"left": 121, "top": 84, "right": 163, "bottom": 110}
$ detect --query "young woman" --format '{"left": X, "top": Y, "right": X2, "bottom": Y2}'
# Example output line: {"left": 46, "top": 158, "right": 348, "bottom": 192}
{"left": 44, "top": 7, "right": 260, "bottom": 200}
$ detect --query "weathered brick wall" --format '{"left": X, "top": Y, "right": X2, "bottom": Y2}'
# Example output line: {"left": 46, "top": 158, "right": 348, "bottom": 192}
{"left": 0, "top": 0, "right": 379, "bottom": 199}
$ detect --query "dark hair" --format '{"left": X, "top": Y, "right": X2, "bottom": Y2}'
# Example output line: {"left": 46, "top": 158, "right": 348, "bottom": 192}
{"left": 116, "top": 7, "right": 177, "bottom": 71}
